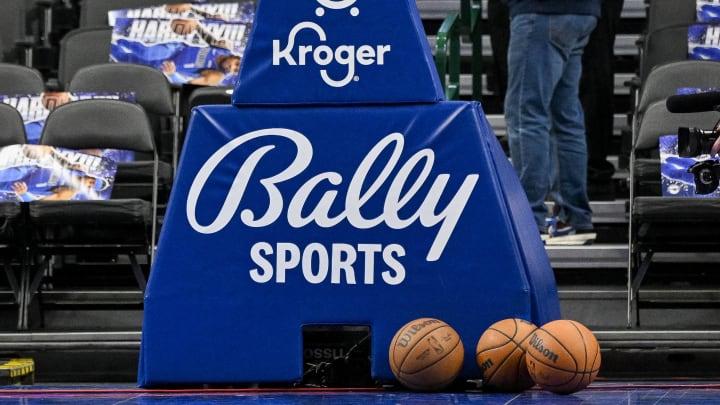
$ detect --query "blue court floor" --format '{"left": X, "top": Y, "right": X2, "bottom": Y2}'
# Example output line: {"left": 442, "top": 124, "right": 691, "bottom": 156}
{"left": 2, "top": 382, "right": 720, "bottom": 404}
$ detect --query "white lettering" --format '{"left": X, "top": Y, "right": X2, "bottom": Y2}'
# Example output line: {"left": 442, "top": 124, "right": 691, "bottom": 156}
{"left": 248, "top": 242, "right": 406, "bottom": 285}
{"left": 357, "top": 244, "right": 381, "bottom": 284}
{"left": 302, "top": 243, "right": 329, "bottom": 283}
{"left": 249, "top": 242, "right": 274, "bottom": 283}
{"left": 187, "top": 128, "right": 313, "bottom": 233}
{"left": 275, "top": 243, "right": 300, "bottom": 283}
{"left": 707, "top": 26, "right": 720, "bottom": 46}
{"left": 205, "top": 22, "right": 246, "bottom": 42}
{"left": 382, "top": 244, "right": 406, "bottom": 285}
{"left": 272, "top": 22, "right": 391, "bottom": 87}
{"left": 331, "top": 243, "right": 357, "bottom": 284}
{"left": 187, "top": 130, "right": 478, "bottom": 262}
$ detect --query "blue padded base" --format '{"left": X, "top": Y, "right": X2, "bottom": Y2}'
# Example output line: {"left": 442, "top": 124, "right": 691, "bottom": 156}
{"left": 138, "top": 101, "right": 559, "bottom": 386}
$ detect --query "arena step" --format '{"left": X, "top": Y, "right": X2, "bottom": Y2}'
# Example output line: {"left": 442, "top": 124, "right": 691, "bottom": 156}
{"left": 547, "top": 244, "right": 628, "bottom": 269}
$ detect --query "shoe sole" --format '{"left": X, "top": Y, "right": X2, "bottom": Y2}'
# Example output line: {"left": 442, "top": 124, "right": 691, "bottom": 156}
{"left": 543, "top": 232, "right": 597, "bottom": 246}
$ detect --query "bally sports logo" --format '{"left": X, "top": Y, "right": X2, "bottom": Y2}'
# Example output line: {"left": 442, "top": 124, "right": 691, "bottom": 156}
{"left": 186, "top": 130, "right": 479, "bottom": 284}
{"left": 272, "top": 0, "right": 391, "bottom": 88}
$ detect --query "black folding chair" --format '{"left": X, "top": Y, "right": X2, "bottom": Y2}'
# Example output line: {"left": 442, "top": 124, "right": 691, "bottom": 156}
{"left": 628, "top": 100, "right": 720, "bottom": 327}
{"left": 23, "top": 99, "right": 159, "bottom": 329}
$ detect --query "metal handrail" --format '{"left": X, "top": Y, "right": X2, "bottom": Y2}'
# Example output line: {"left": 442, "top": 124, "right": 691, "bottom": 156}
{"left": 435, "top": 11, "right": 461, "bottom": 100}
{"left": 434, "top": 0, "right": 482, "bottom": 100}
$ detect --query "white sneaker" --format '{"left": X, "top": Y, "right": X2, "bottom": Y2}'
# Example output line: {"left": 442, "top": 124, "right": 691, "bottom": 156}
{"left": 542, "top": 217, "right": 596, "bottom": 246}
{"left": 543, "top": 232, "right": 597, "bottom": 246}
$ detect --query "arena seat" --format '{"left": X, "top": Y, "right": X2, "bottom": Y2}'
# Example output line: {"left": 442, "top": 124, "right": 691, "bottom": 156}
{"left": 186, "top": 86, "right": 233, "bottom": 113}
{"left": 645, "top": 0, "right": 696, "bottom": 32}
{"left": 628, "top": 99, "right": 720, "bottom": 327}
{"left": 626, "top": 20, "right": 720, "bottom": 264}
{"left": 631, "top": 21, "right": 720, "bottom": 109}
{"left": 183, "top": 86, "right": 233, "bottom": 148}
{"left": 56, "top": 26, "right": 113, "bottom": 90}
{"left": 632, "top": 60, "right": 720, "bottom": 144}
{"left": 23, "top": 99, "right": 159, "bottom": 329}
{"left": 638, "top": 24, "right": 703, "bottom": 91}
{"left": 67, "top": 63, "right": 175, "bottom": 200}
{"left": 0, "top": 101, "right": 28, "bottom": 146}
{"left": 0, "top": 0, "right": 30, "bottom": 63}
{"left": 631, "top": 0, "right": 696, "bottom": 93}
{"left": 627, "top": 23, "right": 688, "bottom": 117}
{"left": 138, "top": 0, "right": 561, "bottom": 386}
{"left": 0, "top": 63, "right": 46, "bottom": 95}
{"left": 0, "top": 103, "right": 30, "bottom": 330}
{"left": 634, "top": 0, "right": 696, "bottom": 65}
{"left": 624, "top": 20, "right": 720, "bottom": 173}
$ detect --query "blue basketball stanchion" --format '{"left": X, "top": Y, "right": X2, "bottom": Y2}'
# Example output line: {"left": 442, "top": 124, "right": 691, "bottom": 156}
{"left": 138, "top": 0, "right": 560, "bottom": 386}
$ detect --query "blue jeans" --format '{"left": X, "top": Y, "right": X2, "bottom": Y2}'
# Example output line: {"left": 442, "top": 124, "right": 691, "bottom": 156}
{"left": 505, "top": 13, "right": 597, "bottom": 232}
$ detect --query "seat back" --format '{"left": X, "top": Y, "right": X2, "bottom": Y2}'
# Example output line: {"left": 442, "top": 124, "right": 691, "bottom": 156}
{"left": 186, "top": 86, "right": 233, "bottom": 115}
{"left": 68, "top": 63, "right": 174, "bottom": 116}
{"left": 68, "top": 63, "right": 177, "bottom": 165}
{"left": 40, "top": 99, "right": 155, "bottom": 153}
{"left": 635, "top": 101, "right": 720, "bottom": 152}
{"left": 638, "top": 61, "right": 720, "bottom": 117}
{"left": 0, "top": 63, "right": 45, "bottom": 95}
{"left": 0, "top": 102, "right": 28, "bottom": 145}
{"left": 639, "top": 24, "right": 693, "bottom": 85}
{"left": 57, "top": 26, "right": 113, "bottom": 90}
{"left": 0, "top": 0, "right": 27, "bottom": 62}
{"left": 635, "top": 60, "right": 720, "bottom": 135}
{"left": 646, "top": 0, "right": 696, "bottom": 34}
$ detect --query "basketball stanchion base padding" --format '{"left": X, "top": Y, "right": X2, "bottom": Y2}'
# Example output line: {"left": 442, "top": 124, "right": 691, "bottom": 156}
{"left": 138, "top": 0, "right": 561, "bottom": 387}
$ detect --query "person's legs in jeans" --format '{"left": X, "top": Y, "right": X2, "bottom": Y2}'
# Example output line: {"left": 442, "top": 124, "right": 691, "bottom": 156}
{"left": 505, "top": 14, "right": 564, "bottom": 232}
{"left": 549, "top": 15, "right": 597, "bottom": 231}
{"left": 506, "top": 13, "right": 597, "bottom": 232}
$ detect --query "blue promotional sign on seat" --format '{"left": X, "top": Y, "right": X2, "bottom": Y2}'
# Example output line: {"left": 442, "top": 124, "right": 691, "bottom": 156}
{"left": 138, "top": 0, "right": 561, "bottom": 386}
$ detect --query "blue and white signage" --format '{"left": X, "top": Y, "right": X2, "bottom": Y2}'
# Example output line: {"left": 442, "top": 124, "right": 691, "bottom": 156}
{"left": 138, "top": 0, "right": 560, "bottom": 387}
{"left": 231, "top": 0, "right": 444, "bottom": 104}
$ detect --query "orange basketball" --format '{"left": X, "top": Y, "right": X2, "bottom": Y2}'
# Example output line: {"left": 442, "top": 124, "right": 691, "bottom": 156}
{"left": 475, "top": 318, "right": 537, "bottom": 392}
{"left": 524, "top": 319, "right": 601, "bottom": 394}
{"left": 388, "top": 317, "right": 464, "bottom": 391}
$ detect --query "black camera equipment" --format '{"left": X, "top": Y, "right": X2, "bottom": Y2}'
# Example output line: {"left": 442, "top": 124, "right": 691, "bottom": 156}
{"left": 688, "top": 159, "right": 720, "bottom": 195}
{"left": 667, "top": 92, "right": 720, "bottom": 157}
{"left": 677, "top": 126, "right": 718, "bottom": 157}
{"left": 667, "top": 91, "right": 720, "bottom": 113}
{"left": 666, "top": 92, "right": 720, "bottom": 193}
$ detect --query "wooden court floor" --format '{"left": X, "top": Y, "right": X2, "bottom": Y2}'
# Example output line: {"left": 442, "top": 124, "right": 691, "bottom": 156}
{"left": 2, "top": 382, "right": 720, "bottom": 404}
